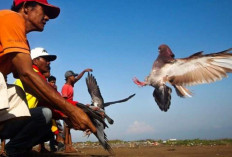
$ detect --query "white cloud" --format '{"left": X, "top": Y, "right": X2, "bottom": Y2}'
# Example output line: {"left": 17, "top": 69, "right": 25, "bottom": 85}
{"left": 126, "top": 121, "right": 155, "bottom": 134}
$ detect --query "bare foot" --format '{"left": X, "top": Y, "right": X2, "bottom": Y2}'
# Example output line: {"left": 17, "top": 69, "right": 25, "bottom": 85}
{"left": 65, "top": 144, "right": 77, "bottom": 153}
{"left": 56, "top": 134, "right": 64, "bottom": 144}
{"left": 37, "top": 144, "right": 50, "bottom": 153}
{"left": 0, "top": 151, "right": 7, "bottom": 157}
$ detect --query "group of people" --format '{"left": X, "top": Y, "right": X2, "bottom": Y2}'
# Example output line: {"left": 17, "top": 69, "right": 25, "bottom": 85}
{"left": 0, "top": 0, "right": 98, "bottom": 156}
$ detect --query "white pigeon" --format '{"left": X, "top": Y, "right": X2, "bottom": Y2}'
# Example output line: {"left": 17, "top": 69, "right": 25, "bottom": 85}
{"left": 133, "top": 44, "right": 232, "bottom": 112}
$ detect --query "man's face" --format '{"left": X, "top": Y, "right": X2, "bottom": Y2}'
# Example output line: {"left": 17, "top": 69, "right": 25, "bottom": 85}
{"left": 43, "top": 71, "right": 50, "bottom": 78}
{"left": 48, "top": 80, "right": 56, "bottom": 88}
{"left": 69, "top": 75, "right": 75, "bottom": 83}
{"left": 27, "top": 4, "right": 50, "bottom": 31}
{"left": 33, "top": 57, "right": 51, "bottom": 73}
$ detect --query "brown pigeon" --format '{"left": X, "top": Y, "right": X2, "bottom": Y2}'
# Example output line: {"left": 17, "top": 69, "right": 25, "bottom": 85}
{"left": 133, "top": 44, "right": 232, "bottom": 112}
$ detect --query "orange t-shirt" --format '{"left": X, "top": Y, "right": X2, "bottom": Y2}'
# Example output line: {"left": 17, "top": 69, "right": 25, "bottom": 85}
{"left": 0, "top": 10, "right": 30, "bottom": 77}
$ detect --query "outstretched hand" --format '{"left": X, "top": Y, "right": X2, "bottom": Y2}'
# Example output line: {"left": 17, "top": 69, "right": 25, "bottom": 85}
{"left": 84, "top": 68, "right": 93, "bottom": 72}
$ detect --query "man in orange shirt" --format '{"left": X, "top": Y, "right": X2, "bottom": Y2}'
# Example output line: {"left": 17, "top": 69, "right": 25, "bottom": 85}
{"left": 0, "top": 0, "right": 96, "bottom": 156}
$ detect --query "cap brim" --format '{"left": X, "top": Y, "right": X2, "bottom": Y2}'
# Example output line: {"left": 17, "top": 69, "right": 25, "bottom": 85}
{"left": 42, "top": 55, "right": 57, "bottom": 61}
{"left": 38, "top": 2, "right": 60, "bottom": 19}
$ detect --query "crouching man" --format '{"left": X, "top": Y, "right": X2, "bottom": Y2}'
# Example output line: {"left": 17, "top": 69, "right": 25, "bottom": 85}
{"left": 0, "top": 0, "right": 96, "bottom": 156}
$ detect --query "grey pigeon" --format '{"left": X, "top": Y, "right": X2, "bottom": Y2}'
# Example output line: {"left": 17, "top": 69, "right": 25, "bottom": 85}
{"left": 85, "top": 72, "right": 135, "bottom": 154}
{"left": 86, "top": 72, "right": 135, "bottom": 124}
{"left": 75, "top": 103, "right": 112, "bottom": 154}
{"left": 133, "top": 44, "right": 232, "bottom": 112}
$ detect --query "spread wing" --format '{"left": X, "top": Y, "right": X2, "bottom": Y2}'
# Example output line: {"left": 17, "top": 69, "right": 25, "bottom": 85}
{"left": 86, "top": 73, "right": 104, "bottom": 108}
{"left": 165, "top": 48, "right": 232, "bottom": 86}
{"left": 104, "top": 93, "right": 136, "bottom": 107}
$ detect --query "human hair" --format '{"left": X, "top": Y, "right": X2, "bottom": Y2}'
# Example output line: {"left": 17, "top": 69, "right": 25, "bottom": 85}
{"left": 11, "top": 1, "right": 38, "bottom": 12}
{"left": 48, "top": 76, "right": 56, "bottom": 82}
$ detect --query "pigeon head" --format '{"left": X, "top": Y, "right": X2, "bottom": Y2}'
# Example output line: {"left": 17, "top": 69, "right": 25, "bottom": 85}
{"left": 158, "top": 44, "right": 175, "bottom": 62}
{"left": 158, "top": 44, "right": 175, "bottom": 57}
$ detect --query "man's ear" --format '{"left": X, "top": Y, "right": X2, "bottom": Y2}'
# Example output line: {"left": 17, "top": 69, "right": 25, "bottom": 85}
{"left": 32, "top": 59, "right": 38, "bottom": 66}
{"left": 23, "top": 7, "right": 28, "bottom": 14}
{"left": 22, "top": 2, "right": 30, "bottom": 15}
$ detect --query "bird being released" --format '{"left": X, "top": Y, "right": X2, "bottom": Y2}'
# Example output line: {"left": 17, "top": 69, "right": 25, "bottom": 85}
{"left": 84, "top": 72, "right": 135, "bottom": 154}
{"left": 133, "top": 44, "right": 232, "bottom": 112}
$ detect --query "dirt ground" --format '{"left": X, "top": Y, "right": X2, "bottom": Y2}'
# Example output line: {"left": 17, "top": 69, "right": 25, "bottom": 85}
{"left": 39, "top": 145, "right": 232, "bottom": 157}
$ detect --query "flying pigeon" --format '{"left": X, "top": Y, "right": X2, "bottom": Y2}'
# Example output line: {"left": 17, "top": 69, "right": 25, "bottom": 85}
{"left": 84, "top": 72, "right": 135, "bottom": 154}
{"left": 133, "top": 44, "right": 232, "bottom": 112}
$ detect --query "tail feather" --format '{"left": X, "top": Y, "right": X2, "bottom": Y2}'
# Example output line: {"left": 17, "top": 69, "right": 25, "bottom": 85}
{"left": 153, "top": 85, "right": 172, "bottom": 112}
{"left": 174, "top": 85, "right": 192, "bottom": 97}
{"left": 105, "top": 114, "right": 114, "bottom": 125}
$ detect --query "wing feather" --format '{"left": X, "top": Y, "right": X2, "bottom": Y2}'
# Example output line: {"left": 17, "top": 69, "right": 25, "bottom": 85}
{"left": 167, "top": 49, "right": 232, "bottom": 86}
{"left": 104, "top": 93, "right": 136, "bottom": 107}
{"left": 86, "top": 73, "right": 104, "bottom": 108}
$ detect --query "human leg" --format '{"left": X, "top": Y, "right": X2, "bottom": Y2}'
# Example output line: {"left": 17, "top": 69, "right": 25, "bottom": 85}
{"left": 64, "top": 127, "right": 77, "bottom": 153}
{"left": 0, "top": 139, "right": 6, "bottom": 156}
{"left": 0, "top": 84, "right": 30, "bottom": 123}
{"left": 37, "top": 142, "right": 50, "bottom": 153}
{"left": 0, "top": 107, "right": 53, "bottom": 156}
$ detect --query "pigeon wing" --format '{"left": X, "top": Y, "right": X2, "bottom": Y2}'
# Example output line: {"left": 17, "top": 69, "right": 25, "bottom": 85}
{"left": 86, "top": 73, "right": 104, "bottom": 109}
{"left": 165, "top": 48, "right": 232, "bottom": 86}
{"left": 104, "top": 93, "right": 136, "bottom": 107}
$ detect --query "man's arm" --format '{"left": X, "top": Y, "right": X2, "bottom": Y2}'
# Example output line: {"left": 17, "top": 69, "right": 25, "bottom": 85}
{"left": 74, "top": 68, "right": 93, "bottom": 84}
{"left": 11, "top": 52, "right": 96, "bottom": 133}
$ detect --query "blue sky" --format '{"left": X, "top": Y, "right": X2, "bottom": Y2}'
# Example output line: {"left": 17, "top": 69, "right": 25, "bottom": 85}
{"left": 1, "top": 0, "right": 232, "bottom": 142}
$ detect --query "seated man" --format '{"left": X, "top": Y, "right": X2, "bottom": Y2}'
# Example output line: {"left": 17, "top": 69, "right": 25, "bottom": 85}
{"left": 14, "top": 48, "right": 65, "bottom": 152}
{"left": 13, "top": 47, "right": 58, "bottom": 152}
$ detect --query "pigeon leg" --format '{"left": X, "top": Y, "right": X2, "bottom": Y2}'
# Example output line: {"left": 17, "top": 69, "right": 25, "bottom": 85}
{"left": 133, "top": 77, "right": 146, "bottom": 86}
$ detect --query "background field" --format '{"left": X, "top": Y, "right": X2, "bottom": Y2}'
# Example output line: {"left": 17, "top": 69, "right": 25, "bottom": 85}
{"left": 5, "top": 139, "right": 231, "bottom": 156}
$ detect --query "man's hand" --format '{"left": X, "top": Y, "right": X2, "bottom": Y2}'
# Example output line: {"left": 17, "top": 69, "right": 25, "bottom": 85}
{"left": 68, "top": 105, "right": 97, "bottom": 133}
{"left": 84, "top": 68, "right": 93, "bottom": 72}
{"left": 83, "top": 129, "right": 92, "bottom": 137}
{"left": 74, "top": 68, "right": 93, "bottom": 83}
{"left": 87, "top": 105, "right": 105, "bottom": 118}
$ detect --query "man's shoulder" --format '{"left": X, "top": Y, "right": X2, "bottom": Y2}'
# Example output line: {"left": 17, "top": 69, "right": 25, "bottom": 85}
{"left": 62, "top": 83, "right": 70, "bottom": 88}
{"left": 0, "top": 10, "right": 24, "bottom": 26}
{"left": 61, "top": 84, "right": 73, "bottom": 90}
{"left": 0, "top": 10, "right": 20, "bottom": 18}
